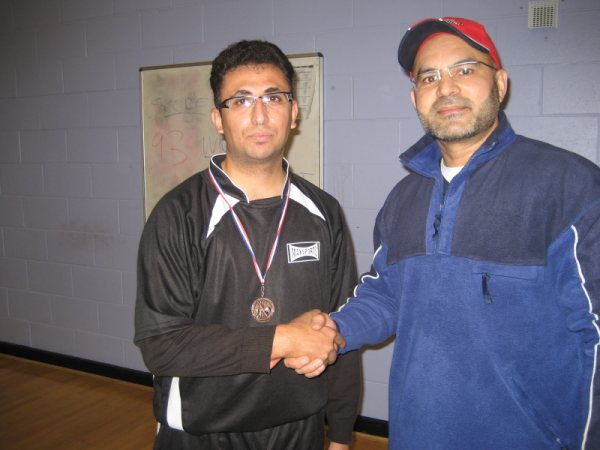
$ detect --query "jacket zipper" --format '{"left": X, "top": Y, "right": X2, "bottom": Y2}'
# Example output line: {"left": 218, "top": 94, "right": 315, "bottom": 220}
{"left": 432, "top": 179, "right": 447, "bottom": 251}
{"left": 432, "top": 209, "right": 442, "bottom": 242}
{"left": 482, "top": 273, "right": 493, "bottom": 304}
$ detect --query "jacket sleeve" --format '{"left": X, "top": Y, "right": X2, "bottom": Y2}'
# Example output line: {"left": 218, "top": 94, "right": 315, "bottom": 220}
{"left": 134, "top": 198, "right": 275, "bottom": 377}
{"left": 332, "top": 207, "right": 399, "bottom": 352}
{"left": 324, "top": 207, "right": 362, "bottom": 444}
{"left": 333, "top": 245, "right": 398, "bottom": 352}
{"left": 571, "top": 202, "right": 600, "bottom": 449}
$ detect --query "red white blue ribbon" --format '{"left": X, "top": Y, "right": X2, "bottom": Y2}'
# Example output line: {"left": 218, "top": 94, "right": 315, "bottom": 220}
{"left": 208, "top": 168, "right": 290, "bottom": 291}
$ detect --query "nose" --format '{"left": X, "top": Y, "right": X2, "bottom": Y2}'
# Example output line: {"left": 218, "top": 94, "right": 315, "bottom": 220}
{"left": 437, "top": 70, "right": 459, "bottom": 97}
{"left": 436, "top": 70, "right": 459, "bottom": 97}
{"left": 251, "top": 97, "right": 268, "bottom": 125}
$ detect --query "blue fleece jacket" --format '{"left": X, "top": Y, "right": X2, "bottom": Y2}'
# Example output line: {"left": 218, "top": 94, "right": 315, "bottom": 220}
{"left": 333, "top": 112, "right": 600, "bottom": 450}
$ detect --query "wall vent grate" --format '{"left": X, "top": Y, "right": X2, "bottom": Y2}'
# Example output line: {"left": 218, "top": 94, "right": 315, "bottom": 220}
{"left": 528, "top": 0, "right": 559, "bottom": 29}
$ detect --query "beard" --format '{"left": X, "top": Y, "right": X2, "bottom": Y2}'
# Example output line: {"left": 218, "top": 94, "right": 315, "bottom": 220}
{"left": 417, "top": 83, "right": 501, "bottom": 143}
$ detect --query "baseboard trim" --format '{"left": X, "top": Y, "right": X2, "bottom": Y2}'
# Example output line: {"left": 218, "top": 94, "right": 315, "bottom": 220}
{"left": 0, "top": 341, "right": 152, "bottom": 386}
{"left": 0, "top": 341, "right": 389, "bottom": 437}
{"left": 353, "top": 415, "right": 389, "bottom": 437}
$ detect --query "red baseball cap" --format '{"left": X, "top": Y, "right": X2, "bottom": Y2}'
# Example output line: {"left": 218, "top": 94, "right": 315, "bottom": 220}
{"left": 398, "top": 17, "right": 502, "bottom": 74}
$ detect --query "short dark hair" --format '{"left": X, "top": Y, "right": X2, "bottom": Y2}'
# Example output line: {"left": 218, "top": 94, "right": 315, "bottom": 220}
{"left": 209, "top": 40, "right": 295, "bottom": 107}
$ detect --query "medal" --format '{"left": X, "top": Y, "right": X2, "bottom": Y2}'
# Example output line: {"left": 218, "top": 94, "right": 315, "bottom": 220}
{"left": 251, "top": 297, "right": 275, "bottom": 323}
{"left": 209, "top": 167, "right": 290, "bottom": 323}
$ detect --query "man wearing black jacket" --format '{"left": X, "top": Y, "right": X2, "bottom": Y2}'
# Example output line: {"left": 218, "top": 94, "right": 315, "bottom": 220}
{"left": 135, "top": 40, "right": 360, "bottom": 450}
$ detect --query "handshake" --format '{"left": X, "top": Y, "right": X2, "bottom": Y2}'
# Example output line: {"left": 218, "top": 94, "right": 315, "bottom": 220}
{"left": 270, "top": 310, "right": 345, "bottom": 378}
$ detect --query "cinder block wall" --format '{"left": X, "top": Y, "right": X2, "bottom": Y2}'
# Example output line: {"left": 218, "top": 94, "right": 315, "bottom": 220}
{"left": 0, "top": 0, "right": 598, "bottom": 421}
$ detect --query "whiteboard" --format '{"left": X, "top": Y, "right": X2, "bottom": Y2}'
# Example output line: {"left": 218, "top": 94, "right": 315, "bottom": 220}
{"left": 140, "top": 53, "right": 323, "bottom": 218}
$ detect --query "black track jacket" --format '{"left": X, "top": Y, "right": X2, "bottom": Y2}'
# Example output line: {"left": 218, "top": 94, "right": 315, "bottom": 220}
{"left": 135, "top": 155, "right": 360, "bottom": 443}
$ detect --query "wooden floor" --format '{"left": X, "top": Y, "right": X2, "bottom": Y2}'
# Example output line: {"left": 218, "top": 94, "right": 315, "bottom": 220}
{"left": 0, "top": 354, "right": 387, "bottom": 449}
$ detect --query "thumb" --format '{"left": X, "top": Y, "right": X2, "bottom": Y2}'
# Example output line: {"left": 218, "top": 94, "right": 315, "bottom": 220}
{"left": 311, "top": 312, "right": 327, "bottom": 330}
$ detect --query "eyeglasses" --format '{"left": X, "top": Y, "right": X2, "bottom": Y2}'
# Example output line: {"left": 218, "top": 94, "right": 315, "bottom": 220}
{"left": 411, "top": 60, "right": 497, "bottom": 90}
{"left": 217, "top": 91, "right": 293, "bottom": 111}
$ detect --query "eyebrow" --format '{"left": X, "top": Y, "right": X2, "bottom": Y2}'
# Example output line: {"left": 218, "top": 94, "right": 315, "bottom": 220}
{"left": 415, "top": 58, "right": 478, "bottom": 75}
{"left": 228, "top": 86, "right": 287, "bottom": 97}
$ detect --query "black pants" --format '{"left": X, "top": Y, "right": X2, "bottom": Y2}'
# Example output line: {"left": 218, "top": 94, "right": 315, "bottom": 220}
{"left": 153, "top": 410, "right": 325, "bottom": 450}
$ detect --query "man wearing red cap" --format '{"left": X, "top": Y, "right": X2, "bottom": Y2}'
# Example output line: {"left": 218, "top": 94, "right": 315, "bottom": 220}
{"left": 292, "top": 16, "right": 600, "bottom": 450}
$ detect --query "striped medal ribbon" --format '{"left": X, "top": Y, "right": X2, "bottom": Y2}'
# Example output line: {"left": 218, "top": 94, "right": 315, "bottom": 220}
{"left": 208, "top": 168, "right": 290, "bottom": 322}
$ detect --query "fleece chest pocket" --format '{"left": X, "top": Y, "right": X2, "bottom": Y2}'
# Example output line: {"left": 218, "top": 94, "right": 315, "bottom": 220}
{"left": 472, "top": 265, "right": 542, "bottom": 307}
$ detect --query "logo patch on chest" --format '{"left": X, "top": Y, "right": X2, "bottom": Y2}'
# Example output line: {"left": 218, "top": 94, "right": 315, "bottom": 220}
{"left": 286, "top": 242, "right": 320, "bottom": 263}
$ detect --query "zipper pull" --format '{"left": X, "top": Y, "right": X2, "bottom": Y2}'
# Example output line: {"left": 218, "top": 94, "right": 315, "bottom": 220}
{"left": 482, "top": 273, "right": 493, "bottom": 304}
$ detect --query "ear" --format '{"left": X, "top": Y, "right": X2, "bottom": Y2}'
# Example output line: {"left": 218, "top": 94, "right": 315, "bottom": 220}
{"left": 290, "top": 99, "right": 299, "bottom": 130}
{"left": 495, "top": 69, "right": 509, "bottom": 104}
{"left": 211, "top": 107, "right": 224, "bottom": 134}
{"left": 410, "top": 87, "right": 417, "bottom": 109}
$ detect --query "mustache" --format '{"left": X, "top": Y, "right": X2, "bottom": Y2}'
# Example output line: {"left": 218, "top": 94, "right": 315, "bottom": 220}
{"left": 432, "top": 96, "right": 472, "bottom": 111}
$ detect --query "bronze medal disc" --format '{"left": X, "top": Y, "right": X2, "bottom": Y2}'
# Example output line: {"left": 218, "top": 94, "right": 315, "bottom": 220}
{"left": 251, "top": 297, "right": 275, "bottom": 323}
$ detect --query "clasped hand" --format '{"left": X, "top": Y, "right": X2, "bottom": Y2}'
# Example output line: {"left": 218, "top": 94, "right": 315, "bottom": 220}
{"left": 271, "top": 310, "right": 344, "bottom": 378}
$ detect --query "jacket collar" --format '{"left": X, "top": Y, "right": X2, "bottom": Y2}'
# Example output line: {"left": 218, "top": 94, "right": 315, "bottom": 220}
{"left": 400, "top": 111, "right": 516, "bottom": 178}
{"left": 208, "top": 153, "right": 291, "bottom": 203}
